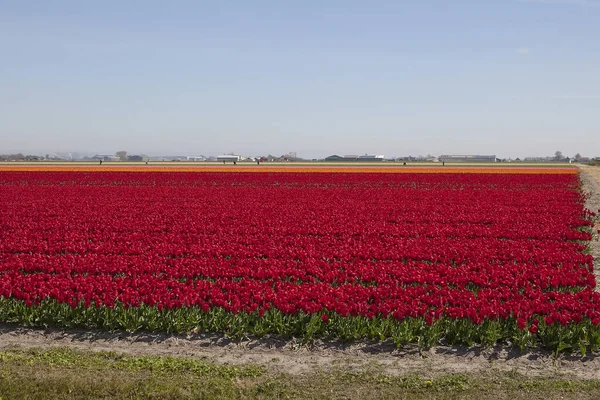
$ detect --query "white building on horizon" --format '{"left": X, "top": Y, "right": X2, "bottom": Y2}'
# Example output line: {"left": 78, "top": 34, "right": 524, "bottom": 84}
{"left": 357, "top": 154, "right": 385, "bottom": 161}
{"left": 217, "top": 155, "right": 241, "bottom": 162}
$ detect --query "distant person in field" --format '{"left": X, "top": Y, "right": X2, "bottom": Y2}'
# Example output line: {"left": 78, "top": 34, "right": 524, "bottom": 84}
{"left": 99, "top": 160, "right": 103, "bottom": 165}
{"left": 256, "top": 159, "right": 260, "bottom": 165}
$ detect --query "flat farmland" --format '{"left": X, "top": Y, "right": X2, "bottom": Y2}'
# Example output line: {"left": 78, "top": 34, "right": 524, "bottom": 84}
{"left": 1, "top": 166, "right": 598, "bottom": 355}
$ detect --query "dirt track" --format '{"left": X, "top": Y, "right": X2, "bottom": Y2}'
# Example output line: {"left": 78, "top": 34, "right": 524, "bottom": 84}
{"left": 2, "top": 324, "right": 600, "bottom": 381}
{"left": 1, "top": 166, "right": 599, "bottom": 380}
{"left": 579, "top": 165, "right": 600, "bottom": 288}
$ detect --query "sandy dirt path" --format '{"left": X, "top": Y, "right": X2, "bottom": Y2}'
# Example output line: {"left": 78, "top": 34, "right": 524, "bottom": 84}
{"left": 579, "top": 165, "right": 600, "bottom": 288}
{"left": 2, "top": 324, "right": 600, "bottom": 381}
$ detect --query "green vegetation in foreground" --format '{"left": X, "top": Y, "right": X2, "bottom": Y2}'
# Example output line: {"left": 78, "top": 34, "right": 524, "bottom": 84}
{"left": 0, "top": 347, "right": 599, "bottom": 399}
{"left": 2, "top": 298, "right": 600, "bottom": 355}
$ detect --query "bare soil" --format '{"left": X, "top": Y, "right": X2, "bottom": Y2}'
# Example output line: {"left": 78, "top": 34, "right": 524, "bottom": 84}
{"left": 1, "top": 324, "right": 600, "bottom": 381}
{"left": 579, "top": 165, "right": 600, "bottom": 287}
{"left": 1, "top": 166, "right": 599, "bottom": 382}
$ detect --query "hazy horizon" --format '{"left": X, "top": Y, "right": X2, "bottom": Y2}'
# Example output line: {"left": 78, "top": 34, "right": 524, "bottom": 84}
{"left": 1, "top": 0, "right": 599, "bottom": 159}
{"left": 0, "top": 149, "right": 588, "bottom": 161}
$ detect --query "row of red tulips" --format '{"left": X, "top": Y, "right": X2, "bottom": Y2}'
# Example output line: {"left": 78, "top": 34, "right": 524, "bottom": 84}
{"left": 0, "top": 171, "right": 597, "bottom": 352}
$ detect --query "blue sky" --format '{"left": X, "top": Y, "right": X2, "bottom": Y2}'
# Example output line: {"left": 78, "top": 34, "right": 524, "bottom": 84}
{"left": 1, "top": 0, "right": 598, "bottom": 158}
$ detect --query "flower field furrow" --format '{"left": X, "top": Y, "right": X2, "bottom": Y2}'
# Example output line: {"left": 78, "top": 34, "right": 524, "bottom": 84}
{"left": 0, "top": 171, "right": 598, "bottom": 352}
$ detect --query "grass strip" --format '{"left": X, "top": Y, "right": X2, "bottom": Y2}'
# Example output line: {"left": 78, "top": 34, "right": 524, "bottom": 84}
{"left": 1, "top": 347, "right": 600, "bottom": 399}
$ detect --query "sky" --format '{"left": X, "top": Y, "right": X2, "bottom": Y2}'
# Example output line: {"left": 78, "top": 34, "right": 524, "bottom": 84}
{"left": 0, "top": 0, "right": 599, "bottom": 159}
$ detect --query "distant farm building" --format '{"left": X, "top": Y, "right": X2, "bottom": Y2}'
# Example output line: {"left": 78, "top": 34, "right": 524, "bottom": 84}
{"left": 324, "top": 155, "right": 359, "bottom": 161}
{"left": 217, "top": 155, "right": 241, "bottom": 163}
{"left": 324, "top": 154, "right": 384, "bottom": 162}
{"left": 357, "top": 154, "right": 385, "bottom": 162}
{"left": 439, "top": 155, "right": 497, "bottom": 163}
{"left": 93, "top": 154, "right": 120, "bottom": 161}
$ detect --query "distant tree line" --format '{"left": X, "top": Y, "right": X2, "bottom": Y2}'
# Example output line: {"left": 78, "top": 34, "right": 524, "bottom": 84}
{"left": 554, "top": 151, "right": 592, "bottom": 162}
{"left": 0, "top": 153, "right": 42, "bottom": 161}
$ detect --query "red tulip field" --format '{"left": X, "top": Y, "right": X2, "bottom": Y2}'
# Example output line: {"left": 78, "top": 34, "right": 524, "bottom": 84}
{"left": 1, "top": 168, "right": 598, "bottom": 353}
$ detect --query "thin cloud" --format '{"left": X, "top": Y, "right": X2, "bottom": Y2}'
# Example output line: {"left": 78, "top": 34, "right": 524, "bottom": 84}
{"left": 516, "top": 47, "right": 530, "bottom": 54}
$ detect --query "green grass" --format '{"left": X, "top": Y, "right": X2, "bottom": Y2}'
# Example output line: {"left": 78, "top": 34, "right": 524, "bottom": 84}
{"left": 1, "top": 347, "right": 600, "bottom": 399}
{"left": 0, "top": 347, "right": 264, "bottom": 378}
